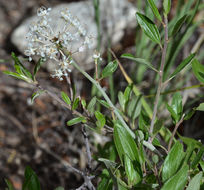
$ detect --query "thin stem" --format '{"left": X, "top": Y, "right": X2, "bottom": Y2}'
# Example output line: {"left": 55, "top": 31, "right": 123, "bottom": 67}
{"left": 65, "top": 72, "right": 73, "bottom": 101}
{"left": 38, "top": 143, "right": 84, "bottom": 176}
{"left": 168, "top": 115, "right": 184, "bottom": 152}
{"left": 154, "top": 163, "right": 162, "bottom": 188}
{"left": 71, "top": 60, "right": 136, "bottom": 139}
{"left": 95, "top": 59, "right": 99, "bottom": 81}
{"left": 82, "top": 125, "right": 92, "bottom": 172}
{"left": 149, "top": 16, "right": 168, "bottom": 142}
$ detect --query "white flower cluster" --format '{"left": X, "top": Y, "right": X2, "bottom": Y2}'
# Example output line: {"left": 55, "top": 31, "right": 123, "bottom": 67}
{"left": 25, "top": 6, "right": 92, "bottom": 81}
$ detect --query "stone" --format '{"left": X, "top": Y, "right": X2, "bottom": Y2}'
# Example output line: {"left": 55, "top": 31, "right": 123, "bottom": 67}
{"left": 11, "top": 0, "right": 137, "bottom": 71}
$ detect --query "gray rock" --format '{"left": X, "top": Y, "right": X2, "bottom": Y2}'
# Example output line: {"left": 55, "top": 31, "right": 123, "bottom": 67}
{"left": 11, "top": 0, "right": 137, "bottom": 71}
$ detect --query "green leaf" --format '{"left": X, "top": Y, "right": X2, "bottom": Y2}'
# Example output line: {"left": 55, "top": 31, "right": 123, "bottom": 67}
{"left": 96, "top": 99, "right": 110, "bottom": 108}
{"left": 169, "top": 53, "right": 195, "bottom": 81}
{"left": 98, "top": 158, "right": 117, "bottom": 170}
{"left": 113, "top": 122, "right": 140, "bottom": 165}
{"left": 166, "top": 103, "right": 177, "bottom": 123}
{"left": 95, "top": 111, "right": 106, "bottom": 129}
{"left": 14, "top": 62, "right": 23, "bottom": 75}
{"left": 5, "top": 179, "right": 15, "bottom": 190}
{"left": 3, "top": 71, "right": 30, "bottom": 82}
{"left": 22, "top": 166, "right": 41, "bottom": 190}
{"left": 172, "top": 92, "right": 183, "bottom": 119}
{"left": 72, "top": 97, "right": 80, "bottom": 110}
{"left": 54, "top": 187, "right": 64, "bottom": 190}
{"left": 171, "top": 14, "right": 188, "bottom": 37}
{"left": 136, "top": 12, "right": 161, "bottom": 45}
{"left": 162, "top": 141, "right": 184, "bottom": 182}
{"left": 61, "top": 91, "right": 71, "bottom": 105}
{"left": 192, "top": 59, "right": 204, "bottom": 83}
{"left": 121, "top": 53, "right": 158, "bottom": 72}
{"left": 101, "top": 60, "right": 118, "bottom": 78}
{"left": 191, "top": 147, "right": 204, "bottom": 169}
{"left": 161, "top": 165, "right": 188, "bottom": 190}
{"left": 124, "top": 155, "right": 141, "bottom": 186}
{"left": 196, "top": 103, "right": 204, "bottom": 111}
{"left": 138, "top": 110, "right": 150, "bottom": 132}
{"left": 178, "top": 135, "right": 203, "bottom": 148}
{"left": 186, "top": 172, "right": 203, "bottom": 190}
{"left": 183, "top": 145, "right": 195, "bottom": 164}
{"left": 118, "top": 91, "right": 126, "bottom": 111}
{"left": 166, "top": 92, "right": 183, "bottom": 123}
{"left": 81, "top": 99, "right": 86, "bottom": 109}
{"left": 34, "top": 58, "right": 44, "bottom": 78}
{"left": 199, "top": 160, "right": 204, "bottom": 172}
{"left": 147, "top": 0, "right": 162, "bottom": 22}
{"left": 87, "top": 96, "right": 97, "bottom": 114}
{"left": 97, "top": 176, "right": 112, "bottom": 190}
{"left": 163, "top": 0, "right": 171, "bottom": 15}
{"left": 67, "top": 117, "right": 87, "bottom": 126}
{"left": 11, "top": 52, "right": 33, "bottom": 80}
{"left": 153, "top": 119, "right": 163, "bottom": 135}
{"left": 31, "top": 90, "right": 44, "bottom": 104}
{"left": 123, "top": 85, "right": 132, "bottom": 102}
{"left": 127, "top": 95, "right": 142, "bottom": 120}
{"left": 184, "top": 109, "right": 196, "bottom": 120}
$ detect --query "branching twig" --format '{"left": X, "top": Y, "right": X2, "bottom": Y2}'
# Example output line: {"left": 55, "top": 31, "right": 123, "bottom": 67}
{"left": 38, "top": 143, "right": 96, "bottom": 190}
{"left": 149, "top": 16, "right": 169, "bottom": 143}
{"left": 82, "top": 125, "right": 92, "bottom": 172}
{"left": 168, "top": 115, "right": 184, "bottom": 152}
{"left": 38, "top": 143, "right": 84, "bottom": 176}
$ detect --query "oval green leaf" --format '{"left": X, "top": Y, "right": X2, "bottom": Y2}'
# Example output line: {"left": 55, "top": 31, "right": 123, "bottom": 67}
{"left": 118, "top": 91, "right": 126, "bottom": 111}
{"left": 95, "top": 111, "right": 106, "bottom": 129}
{"left": 22, "top": 166, "right": 41, "bottom": 190}
{"left": 147, "top": 0, "right": 162, "bottom": 22}
{"left": 186, "top": 172, "right": 203, "bottom": 190}
{"left": 163, "top": 0, "right": 171, "bottom": 15}
{"left": 87, "top": 96, "right": 97, "bottom": 114}
{"left": 113, "top": 122, "right": 140, "bottom": 165}
{"left": 124, "top": 155, "right": 141, "bottom": 186}
{"left": 169, "top": 53, "right": 195, "bottom": 81}
{"left": 161, "top": 165, "right": 188, "bottom": 190}
{"left": 121, "top": 53, "right": 158, "bottom": 72}
{"left": 136, "top": 12, "right": 161, "bottom": 45}
{"left": 11, "top": 52, "right": 33, "bottom": 80}
{"left": 102, "top": 60, "right": 118, "bottom": 78}
{"left": 67, "top": 117, "right": 87, "bottom": 126}
{"left": 192, "top": 59, "right": 204, "bottom": 83}
{"left": 196, "top": 103, "right": 204, "bottom": 111}
{"left": 171, "top": 14, "right": 188, "bottom": 37}
{"left": 162, "top": 141, "right": 184, "bottom": 182}
{"left": 72, "top": 97, "right": 80, "bottom": 110}
{"left": 61, "top": 91, "right": 71, "bottom": 105}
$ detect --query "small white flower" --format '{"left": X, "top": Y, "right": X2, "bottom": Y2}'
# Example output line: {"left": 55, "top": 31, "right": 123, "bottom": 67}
{"left": 25, "top": 7, "right": 93, "bottom": 81}
{"left": 93, "top": 52, "right": 101, "bottom": 59}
